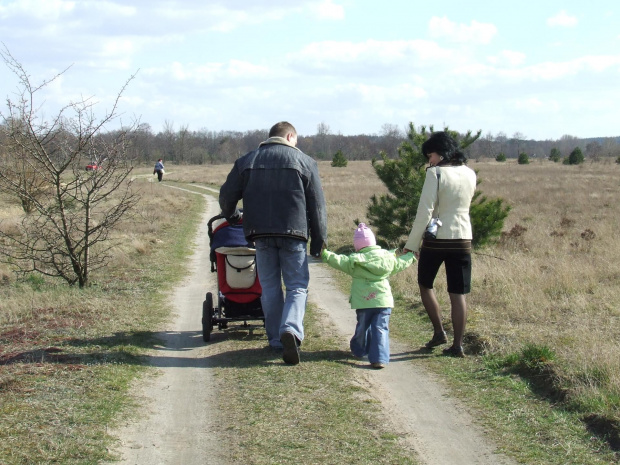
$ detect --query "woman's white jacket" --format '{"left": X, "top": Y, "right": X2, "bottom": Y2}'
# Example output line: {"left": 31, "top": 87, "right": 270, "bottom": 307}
{"left": 404, "top": 165, "right": 477, "bottom": 253}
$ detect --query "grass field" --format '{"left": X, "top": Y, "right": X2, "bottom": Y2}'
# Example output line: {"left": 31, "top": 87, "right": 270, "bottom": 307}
{"left": 1, "top": 158, "right": 619, "bottom": 463}
{"left": 165, "top": 158, "right": 620, "bottom": 461}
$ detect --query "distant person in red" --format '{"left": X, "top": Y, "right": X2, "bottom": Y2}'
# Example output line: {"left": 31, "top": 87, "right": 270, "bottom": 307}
{"left": 154, "top": 159, "right": 165, "bottom": 182}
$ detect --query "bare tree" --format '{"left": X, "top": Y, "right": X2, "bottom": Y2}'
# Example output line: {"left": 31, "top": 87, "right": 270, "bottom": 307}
{"left": 558, "top": 134, "right": 580, "bottom": 158}
{"left": 495, "top": 131, "right": 508, "bottom": 157}
{"left": 316, "top": 121, "right": 331, "bottom": 157}
{"left": 585, "top": 141, "right": 602, "bottom": 162}
{"left": 379, "top": 123, "right": 404, "bottom": 158}
{"left": 478, "top": 132, "right": 495, "bottom": 160}
{"left": 0, "top": 46, "right": 139, "bottom": 287}
{"left": 510, "top": 132, "right": 526, "bottom": 158}
{"left": 176, "top": 123, "right": 190, "bottom": 163}
{"left": 0, "top": 117, "right": 49, "bottom": 213}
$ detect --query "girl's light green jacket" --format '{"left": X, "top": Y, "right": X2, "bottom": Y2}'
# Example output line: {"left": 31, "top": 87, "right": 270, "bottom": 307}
{"left": 321, "top": 245, "right": 415, "bottom": 309}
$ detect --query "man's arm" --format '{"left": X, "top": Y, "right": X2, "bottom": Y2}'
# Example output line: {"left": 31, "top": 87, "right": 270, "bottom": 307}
{"left": 219, "top": 164, "right": 243, "bottom": 220}
{"left": 305, "top": 162, "right": 328, "bottom": 257}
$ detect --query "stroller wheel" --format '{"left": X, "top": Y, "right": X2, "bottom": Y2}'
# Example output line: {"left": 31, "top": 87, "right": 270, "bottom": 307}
{"left": 202, "top": 293, "right": 214, "bottom": 342}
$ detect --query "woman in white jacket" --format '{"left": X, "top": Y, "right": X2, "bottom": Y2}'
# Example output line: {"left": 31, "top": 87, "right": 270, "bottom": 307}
{"left": 403, "top": 132, "right": 476, "bottom": 357}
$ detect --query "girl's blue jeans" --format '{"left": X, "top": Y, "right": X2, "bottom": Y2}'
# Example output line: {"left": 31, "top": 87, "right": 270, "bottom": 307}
{"left": 350, "top": 307, "right": 391, "bottom": 365}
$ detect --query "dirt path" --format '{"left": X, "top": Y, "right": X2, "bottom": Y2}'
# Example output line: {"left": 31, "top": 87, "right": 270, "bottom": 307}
{"left": 106, "top": 186, "right": 225, "bottom": 465}
{"left": 107, "top": 187, "right": 515, "bottom": 464}
{"left": 308, "top": 261, "right": 515, "bottom": 465}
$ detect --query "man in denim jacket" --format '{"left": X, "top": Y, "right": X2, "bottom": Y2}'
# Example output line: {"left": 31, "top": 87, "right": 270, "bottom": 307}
{"left": 219, "top": 121, "right": 327, "bottom": 365}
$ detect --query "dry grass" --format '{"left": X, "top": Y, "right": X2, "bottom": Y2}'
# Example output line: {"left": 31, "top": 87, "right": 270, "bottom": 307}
{"left": 2, "top": 159, "right": 618, "bottom": 462}
{"left": 318, "top": 159, "right": 620, "bottom": 416}
{"left": 0, "top": 177, "right": 204, "bottom": 463}
{"left": 161, "top": 158, "right": 620, "bottom": 458}
{"left": 153, "top": 159, "right": 620, "bottom": 400}
{"left": 155, "top": 162, "right": 233, "bottom": 186}
{"left": 158, "top": 159, "right": 620, "bottom": 407}
{"left": 463, "top": 161, "right": 620, "bottom": 392}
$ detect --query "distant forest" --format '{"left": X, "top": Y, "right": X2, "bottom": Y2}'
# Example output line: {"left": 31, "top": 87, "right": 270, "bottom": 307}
{"left": 4, "top": 119, "right": 617, "bottom": 165}
{"left": 121, "top": 122, "right": 620, "bottom": 165}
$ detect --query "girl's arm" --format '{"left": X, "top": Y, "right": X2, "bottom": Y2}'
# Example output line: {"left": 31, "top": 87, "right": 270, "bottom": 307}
{"left": 390, "top": 251, "right": 416, "bottom": 275}
{"left": 321, "top": 249, "right": 355, "bottom": 275}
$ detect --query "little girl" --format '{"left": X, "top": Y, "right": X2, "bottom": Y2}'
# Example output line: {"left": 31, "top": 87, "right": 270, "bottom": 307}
{"left": 321, "top": 223, "right": 415, "bottom": 368}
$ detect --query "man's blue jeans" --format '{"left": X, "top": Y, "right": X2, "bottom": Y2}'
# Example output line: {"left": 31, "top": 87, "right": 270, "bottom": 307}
{"left": 254, "top": 237, "right": 309, "bottom": 348}
{"left": 350, "top": 308, "right": 391, "bottom": 365}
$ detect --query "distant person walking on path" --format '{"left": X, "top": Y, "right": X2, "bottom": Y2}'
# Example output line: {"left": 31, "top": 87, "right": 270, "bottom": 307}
{"left": 154, "top": 159, "right": 165, "bottom": 182}
{"left": 403, "top": 132, "right": 476, "bottom": 358}
{"left": 219, "top": 121, "right": 328, "bottom": 365}
{"left": 322, "top": 223, "right": 415, "bottom": 369}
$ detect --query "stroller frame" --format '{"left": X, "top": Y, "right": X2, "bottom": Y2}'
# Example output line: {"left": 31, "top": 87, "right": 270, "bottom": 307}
{"left": 202, "top": 213, "right": 264, "bottom": 342}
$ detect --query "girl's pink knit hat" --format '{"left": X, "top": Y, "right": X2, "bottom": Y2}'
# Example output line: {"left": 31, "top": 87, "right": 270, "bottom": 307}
{"left": 353, "top": 223, "right": 376, "bottom": 251}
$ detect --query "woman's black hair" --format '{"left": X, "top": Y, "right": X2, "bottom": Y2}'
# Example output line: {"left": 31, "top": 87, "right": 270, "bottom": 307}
{"left": 422, "top": 131, "right": 467, "bottom": 165}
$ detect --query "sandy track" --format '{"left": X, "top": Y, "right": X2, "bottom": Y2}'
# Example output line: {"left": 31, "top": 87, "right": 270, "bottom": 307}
{"left": 106, "top": 187, "right": 225, "bottom": 465}
{"left": 107, "top": 186, "right": 515, "bottom": 464}
{"left": 308, "top": 261, "right": 515, "bottom": 465}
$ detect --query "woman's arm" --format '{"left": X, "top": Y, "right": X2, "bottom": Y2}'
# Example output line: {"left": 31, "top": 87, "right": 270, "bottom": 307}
{"left": 403, "top": 167, "right": 439, "bottom": 253}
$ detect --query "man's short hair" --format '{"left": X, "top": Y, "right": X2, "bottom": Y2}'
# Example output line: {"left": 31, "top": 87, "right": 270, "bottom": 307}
{"left": 269, "top": 121, "right": 297, "bottom": 138}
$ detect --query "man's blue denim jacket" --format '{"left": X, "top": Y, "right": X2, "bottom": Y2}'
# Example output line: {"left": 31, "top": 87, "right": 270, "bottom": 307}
{"left": 219, "top": 139, "right": 328, "bottom": 257}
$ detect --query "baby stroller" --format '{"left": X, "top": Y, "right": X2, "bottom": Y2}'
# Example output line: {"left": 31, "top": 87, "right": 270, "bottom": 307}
{"left": 202, "top": 212, "right": 264, "bottom": 342}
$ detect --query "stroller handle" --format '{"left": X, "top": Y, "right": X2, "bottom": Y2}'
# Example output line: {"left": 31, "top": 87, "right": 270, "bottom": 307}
{"left": 207, "top": 209, "right": 244, "bottom": 241}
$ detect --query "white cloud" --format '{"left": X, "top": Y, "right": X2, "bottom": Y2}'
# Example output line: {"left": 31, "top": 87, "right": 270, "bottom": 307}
{"left": 524, "top": 55, "right": 620, "bottom": 80}
{"left": 0, "top": 0, "right": 76, "bottom": 20}
{"left": 88, "top": 1, "right": 136, "bottom": 17}
{"left": 349, "top": 82, "right": 427, "bottom": 104}
{"left": 309, "top": 0, "right": 345, "bottom": 20}
{"left": 94, "top": 38, "right": 138, "bottom": 69}
{"left": 487, "top": 50, "right": 526, "bottom": 67}
{"left": 144, "top": 59, "right": 281, "bottom": 87}
{"left": 428, "top": 16, "right": 497, "bottom": 44}
{"left": 513, "top": 97, "right": 545, "bottom": 111}
{"left": 547, "top": 10, "right": 578, "bottom": 27}
{"left": 290, "top": 39, "right": 454, "bottom": 73}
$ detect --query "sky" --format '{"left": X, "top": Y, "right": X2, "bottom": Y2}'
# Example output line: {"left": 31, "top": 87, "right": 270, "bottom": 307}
{"left": 1, "top": 0, "right": 619, "bottom": 140}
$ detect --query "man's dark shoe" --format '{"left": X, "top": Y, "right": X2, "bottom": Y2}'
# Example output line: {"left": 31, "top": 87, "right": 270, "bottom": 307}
{"left": 425, "top": 331, "right": 448, "bottom": 348}
{"left": 442, "top": 345, "right": 465, "bottom": 358}
{"left": 281, "top": 331, "right": 300, "bottom": 365}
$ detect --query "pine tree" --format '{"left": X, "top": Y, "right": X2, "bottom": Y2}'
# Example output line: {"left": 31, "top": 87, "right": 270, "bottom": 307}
{"left": 567, "top": 147, "right": 584, "bottom": 165}
{"left": 518, "top": 152, "right": 530, "bottom": 164}
{"left": 367, "top": 123, "right": 510, "bottom": 249}
{"left": 331, "top": 150, "right": 348, "bottom": 167}
{"left": 549, "top": 147, "right": 561, "bottom": 162}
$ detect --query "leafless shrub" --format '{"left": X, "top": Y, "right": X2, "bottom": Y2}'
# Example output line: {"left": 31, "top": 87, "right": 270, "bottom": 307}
{"left": 499, "top": 223, "right": 528, "bottom": 250}
{"left": 0, "top": 46, "right": 140, "bottom": 287}
{"left": 581, "top": 229, "right": 596, "bottom": 241}
{"left": 560, "top": 217, "right": 576, "bottom": 228}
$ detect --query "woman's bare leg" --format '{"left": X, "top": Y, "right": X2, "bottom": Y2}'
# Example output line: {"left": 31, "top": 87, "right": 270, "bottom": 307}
{"left": 419, "top": 285, "right": 444, "bottom": 335}
{"left": 448, "top": 293, "right": 467, "bottom": 348}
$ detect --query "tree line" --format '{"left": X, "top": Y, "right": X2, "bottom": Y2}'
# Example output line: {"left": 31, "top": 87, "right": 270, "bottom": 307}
{"left": 3, "top": 121, "right": 619, "bottom": 167}
{"left": 116, "top": 122, "right": 620, "bottom": 166}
